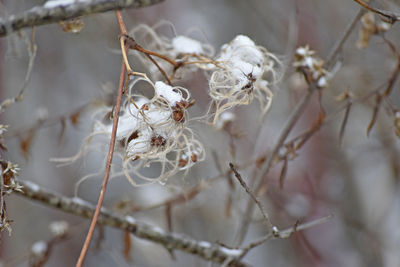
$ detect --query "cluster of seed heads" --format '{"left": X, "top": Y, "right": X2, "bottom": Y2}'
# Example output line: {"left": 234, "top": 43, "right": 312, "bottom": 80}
{"left": 293, "top": 46, "right": 329, "bottom": 88}
{"left": 56, "top": 23, "right": 285, "bottom": 186}
{"left": 129, "top": 24, "right": 282, "bottom": 124}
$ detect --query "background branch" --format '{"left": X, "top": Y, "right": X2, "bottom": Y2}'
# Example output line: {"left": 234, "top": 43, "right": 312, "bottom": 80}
{"left": 353, "top": 0, "right": 400, "bottom": 23}
{"left": 76, "top": 10, "right": 128, "bottom": 266}
{"left": 0, "top": 0, "right": 164, "bottom": 37}
{"left": 12, "top": 179, "right": 248, "bottom": 267}
{"left": 233, "top": 7, "right": 364, "bottom": 246}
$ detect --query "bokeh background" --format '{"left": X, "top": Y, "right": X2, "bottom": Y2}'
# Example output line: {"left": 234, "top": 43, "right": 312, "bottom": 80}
{"left": 1, "top": 0, "right": 400, "bottom": 266}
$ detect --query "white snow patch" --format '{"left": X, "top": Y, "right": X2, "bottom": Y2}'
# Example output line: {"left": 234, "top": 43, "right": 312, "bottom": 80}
{"left": 126, "top": 129, "right": 151, "bottom": 157}
{"left": 219, "top": 247, "right": 243, "bottom": 257}
{"left": 49, "top": 221, "right": 69, "bottom": 237}
{"left": 198, "top": 241, "right": 212, "bottom": 248}
{"left": 24, "top": 181, "right": 40, "bottom": 192}
{"left": 216, "top": 35, "right": 265, "bottom": 91}
{"left": 318, "top": 77, "right": 328, "bottom": 88}
{"left": 172, "top": 36, "right": 204, "bottom": 54}
{"left": 215, "top": 111, "right": 235, "bottom": 130}
{"left": 154, "top": 81, "right": 183, "bottom": 105}
{"left": 72, "top": 197, "right": 91, "bottom": 207}
{"left": 44, "top": 0, "right": 85, "bottom": 8}
{"left": 125, "top": 215, "right": 136, "bottom": 224}
{"left": 152, "top": 226, "right": 165, "bottom": 235}
{"left": 31, "top": 241, "right": 47, "bottom": 256}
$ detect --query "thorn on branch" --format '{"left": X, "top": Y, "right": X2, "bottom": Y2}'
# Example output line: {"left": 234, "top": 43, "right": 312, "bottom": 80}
{"left": 367, "top": 93, "right": 382, "bottom": 136}
{"left": 336, "top": 91, "right": 353, "bottom": 146}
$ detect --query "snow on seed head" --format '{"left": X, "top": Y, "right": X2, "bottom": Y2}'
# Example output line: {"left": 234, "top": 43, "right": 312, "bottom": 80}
{"left": 218, "top": 35, "right": 264, "bottom": 69}
{"left": 172, "top": 36, "right": 204, "bottom": 54}
{"left": 154, "top": 81, "right": 183, "bottom": 105}
{"left": 208, "top": 34, "right": 280, "bottom": 124}
{"left": 129, "top": 23, "right": 214, "bottom": 81}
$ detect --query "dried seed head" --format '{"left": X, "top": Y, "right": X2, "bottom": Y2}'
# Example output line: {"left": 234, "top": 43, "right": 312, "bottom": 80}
{"left": 172, "top": 109, "right": 185, "bottom": 122}
{"left": 178, "top": 158, "right": 188, "bottom": 167}
{"left": 357, "top": 12, "right": 392, "bottom": 49}
{"left": 150, "top": 134, "right": 167, "bottom": 148}
{"left": 141, "top": 103, "right": 149, "bottom": 110}
{"left": 128, "top": 23, "right": 214, "bottom": 81}
{"left": 208, "top": 35, "right": 281, "bottom": 124}
{"left": 191, "top": 153, "right": 198, "bottom": 163}
{"left": 293, "top": 45, "right": 329, "bottom": 88}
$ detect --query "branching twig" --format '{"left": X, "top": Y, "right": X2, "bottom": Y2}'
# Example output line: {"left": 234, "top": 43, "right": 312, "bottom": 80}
{"left": 12, "top": 179, "right": 249, "bottom": 267}
{"left": 0, "top": 0, "right": 164, "bottom": 37}
{"left": 122, "top": 34, "right": 180, "bottom": 68}
{"left": 237, "top": 215, "right": 333, "bottom": 261}
{"left": 234, "top": 83, "right": 316, "bottom": 246}
{"left": 338, "top": 92, "right": 353, "bottom": 145}
{"left": 353, "top": 0, "right": 400, "bottom": 24}
{"left": 229, "top": 163, "right": 274, "bottom": 232}
{"left": 0, "top": 29, "right": 37, "bottom": 113}
{"left": 234, "top": 7, "right": 363, "bottom": 246}
{"left": 326, "top": 8, "right": 365, "bottom": 69}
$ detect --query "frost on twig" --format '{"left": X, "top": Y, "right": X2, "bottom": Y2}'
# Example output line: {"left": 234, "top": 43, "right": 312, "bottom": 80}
{"left": 52, "top": 76, "right": 204, "bottom": 186}
{"left": 208, "top": 35, "right": 282, "bottom": 124}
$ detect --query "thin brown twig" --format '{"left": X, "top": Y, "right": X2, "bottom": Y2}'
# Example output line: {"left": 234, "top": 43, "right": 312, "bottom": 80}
{"left": 366, "top": 93, "right": 382, "bottom": 136}
{"left": 143, "top": 53, "right": 172, "bottom": 84}
{"left": 339, "top": 100, "right": 352, "bottom": 146}
{"left": 122, "top": 34, "right": 179, "bottom": 68}
{"left": 326, "top": 8, "right": 365, "bottom": 69}
{"left": 237, "top": 215, "right": 333, "bottom": 261}
{"left": 233, "top": 7, "right": 363, "bottom": 246}
{"left": 76, "top": 10, "right": 127, "bottom": 267}
{"left": 134, "top": 44, "right": 180, "bottom": 68}
{"left": 234, "top": 83, "right": 316, "bottom": 246}
{"left": 0, "top": 29, "right": 37, "bottom": 114}
{"left": 229, "top": 163, "right": 273, "bottom": 232}
{"left": 353, "top": 0, "right": 400, "bottom": 23}
{"left": 283, "top": 80, "right": 387, "bottom": 148}
{"left": 121, "top": 33, "right": 175, "bottom": 83}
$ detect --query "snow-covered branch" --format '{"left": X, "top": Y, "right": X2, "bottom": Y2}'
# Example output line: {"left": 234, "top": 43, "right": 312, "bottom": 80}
{"left": 12, "top": 179, "right": 248, "bottom": 266}
{"left": 0, "top": 0, "right": 164, "bottom": 37}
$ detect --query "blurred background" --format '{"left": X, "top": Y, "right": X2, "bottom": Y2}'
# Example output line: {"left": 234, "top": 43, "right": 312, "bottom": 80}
{"left": 1, "top": 0, "right": 400, "bottom": 266}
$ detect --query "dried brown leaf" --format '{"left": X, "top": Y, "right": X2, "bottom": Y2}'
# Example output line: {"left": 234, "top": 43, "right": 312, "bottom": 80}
{"left": 69, "top": 110, "right": 82, "bottom": 127}
{"left": 20, "top": 128, "right": 35, "bottom": 159}
{"left": 59, "top": 18, "right": 84, "bottom": 33}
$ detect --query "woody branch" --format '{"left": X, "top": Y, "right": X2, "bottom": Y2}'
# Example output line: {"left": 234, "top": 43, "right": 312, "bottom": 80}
{"left": 0, "top": 0, "right": 164, "bottom": 37}
{"left": 12, "top": 179, "right": 248, "bottom": 267}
